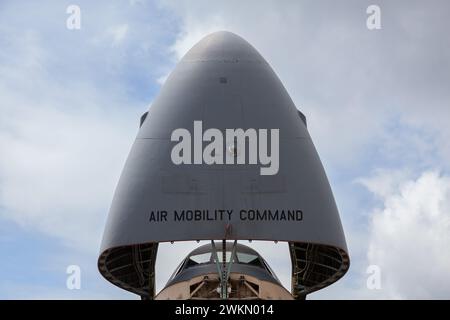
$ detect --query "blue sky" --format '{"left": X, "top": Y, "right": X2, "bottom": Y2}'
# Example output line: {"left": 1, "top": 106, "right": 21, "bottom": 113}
{"left": 1, "top": 0, "right": 450, "bottom": 299}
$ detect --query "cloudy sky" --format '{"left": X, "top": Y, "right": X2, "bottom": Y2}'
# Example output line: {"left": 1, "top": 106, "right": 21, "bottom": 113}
{"left": 1, "top": 0, "right": 450, "bottom": 299}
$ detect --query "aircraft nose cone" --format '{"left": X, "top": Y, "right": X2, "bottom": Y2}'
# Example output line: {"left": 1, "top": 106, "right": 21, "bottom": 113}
{"left": 138, "top": 30, "right": 308, "bottom": 140}
{"left": 182, "top": 31, "right": 265, "bottom": 63}
{"left": 99, "top": 31, "right": 349, "bottom": 299}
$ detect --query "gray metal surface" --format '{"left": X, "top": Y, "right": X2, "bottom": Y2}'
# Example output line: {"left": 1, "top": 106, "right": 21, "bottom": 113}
{"left": 98, "top": 31, "right": 350, "bottom": 299}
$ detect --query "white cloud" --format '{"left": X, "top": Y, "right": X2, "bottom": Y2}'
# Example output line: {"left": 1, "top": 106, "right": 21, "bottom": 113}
{"left": 108, "top": 24, "right": 129, "bottom": 46}
{"left": 0, "top": 1, "right": 164, "bottom": 253}
{"left": 0, "top": 100, "right": 137, "bottom": 252}
{"left": 356, "top": 168, "right": 412, "bottom": 199}
{"left": 156, "top": 73, "right": 169, "bottom": 85}
{"left": 0, "top": 116, "right": 130, "bottom": 253}
{"left": 362, "top": 170, "right": 450, "bottom": 298}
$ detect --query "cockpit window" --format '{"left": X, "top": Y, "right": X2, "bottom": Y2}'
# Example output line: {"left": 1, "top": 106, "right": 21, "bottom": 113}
{"left": 189, "top": 252, "right": 212, "bottom": 264}
{"left": 236, "top": 252, "right": 258, "bottom": 264}
{"left": 181, "top": 249, "right": 265, "bottom": 272}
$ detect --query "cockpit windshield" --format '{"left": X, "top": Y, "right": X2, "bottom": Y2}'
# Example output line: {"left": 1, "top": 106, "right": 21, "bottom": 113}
{"left": 189, "top": 252, "right": 211, "bottom": 264}
{"left": 236, "top": 252, "right": 259, "bottom": 265}
{"left": 184, "top": 250, "right": 264, "bottom": 269}
{"left": 167, "top": 243, "right": 280, "bottom": 283}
